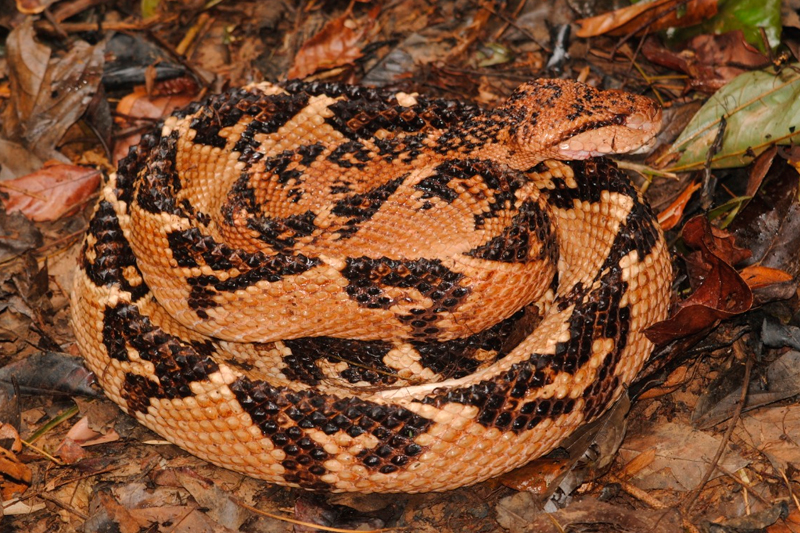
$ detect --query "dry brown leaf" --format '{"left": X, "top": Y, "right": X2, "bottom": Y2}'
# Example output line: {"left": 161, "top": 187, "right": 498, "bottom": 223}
{"left": 619, "top": 447, "right": 656, "bottom": 478}
{"left": 64, "top": 416, "right": 120, "bottom": 448}
{"left": 288, "top": 5, "right": 381, "bottom": 79}
{"left": 657, "top": 180, "right": 701, "bottom": 231}
{"left": 0, "top": 446, "right": 31, "bottom": 485}
{"left": 642, "top": 31, "right": 768, "bottom": 94}
{"left": 2, "top": 19, "right": 106, "bottom": 167}
{"left": 56, "top": 438, "right": 89, "bottom": 465}
{"left": 0, "top": 424, "right": 22, "bottom": 454}
{"left": 646, "top": 216, "right": 753, "bottom": 345}
{"left": 1, "top": 163, "right": 101, "bottom": 222}
{"left": 739, "top": 265, "right": 794, "bottom": 290}
{"left": 576, "top": 0, "right": 717, "bottom": 38}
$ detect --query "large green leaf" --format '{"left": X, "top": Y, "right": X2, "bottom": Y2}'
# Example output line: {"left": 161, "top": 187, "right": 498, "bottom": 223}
{"left": 667, "top": 66, "right": 800, "bottom": 171}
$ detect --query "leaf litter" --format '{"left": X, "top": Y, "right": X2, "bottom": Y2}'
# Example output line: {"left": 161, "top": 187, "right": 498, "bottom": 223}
{"left": 2, "top": 0, "right": 800, "bottom": 532}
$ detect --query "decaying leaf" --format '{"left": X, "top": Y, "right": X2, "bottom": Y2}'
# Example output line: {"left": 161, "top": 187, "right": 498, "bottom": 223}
{"left": 288, "top": 5, "right": 381, "bottom": 79}
{"left": 618, "top": 422, "right": 748, "bottom": 490}
{"left": 575, "top": 0, "right": 717, "bottom": 38}
{"left": 1, "top": 163, "right": 101, "bottom": 222}
{"left": 642, "top": 31, "right": 768, "bottom": 94}
{"left": 693, "top": 350, "right": 800, "bottom": 429}
{"left": 1, "top": 18, "right": 106, "bottom": 173}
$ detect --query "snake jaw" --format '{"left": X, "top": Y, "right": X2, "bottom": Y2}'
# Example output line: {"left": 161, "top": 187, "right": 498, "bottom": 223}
{"left": 554, "top": 105, "right": 663, "bottom": 159}
{"left": 503, "top": 79, "right": 663, "bottom": 164}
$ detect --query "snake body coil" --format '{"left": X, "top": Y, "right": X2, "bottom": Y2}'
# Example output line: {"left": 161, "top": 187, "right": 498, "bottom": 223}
{"left": 71, "top": 79, "right": 672, "bottom": 492}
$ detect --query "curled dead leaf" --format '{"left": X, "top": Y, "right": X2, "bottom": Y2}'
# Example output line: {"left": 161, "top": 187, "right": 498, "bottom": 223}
{"left": 575, "top": 0, "right": 717, "bottom": 38}
{"left": 646, "top": 216, "right": 753, "bottom": 345}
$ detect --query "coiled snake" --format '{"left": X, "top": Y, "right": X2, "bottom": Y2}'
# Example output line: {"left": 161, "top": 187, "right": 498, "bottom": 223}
{"left": 71, "top": 79, "right": 672, "bottom": 492}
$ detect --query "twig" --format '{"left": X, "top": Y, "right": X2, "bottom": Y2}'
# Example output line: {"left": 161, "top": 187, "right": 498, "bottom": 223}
{"left": 607, "top": 474, "right": 669, "bottom": 509}
{"left": 480, "top": 2, "right": 548, "bottom": 52}
{"left": 38, "top": 493, "right": 88, "bottom": 520}
{"left": 681, "top": 339, "right": 752, "bottom": 518}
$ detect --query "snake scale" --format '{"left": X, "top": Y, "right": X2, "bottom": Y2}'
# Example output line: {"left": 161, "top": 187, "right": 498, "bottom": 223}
{"left": 71, "top": 78, "right": 672, "bottom": 493}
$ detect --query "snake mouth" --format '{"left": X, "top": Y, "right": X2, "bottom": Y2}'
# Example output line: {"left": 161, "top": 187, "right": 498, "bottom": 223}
{"left": 557, "top": 108, "right": 663, "bottom": 159}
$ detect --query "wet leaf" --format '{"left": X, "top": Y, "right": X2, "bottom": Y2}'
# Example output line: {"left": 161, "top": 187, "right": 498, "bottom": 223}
{"left": 730, "top": 159, "right": 800, "bottom": 279}
{"left": 575, "top": 0, "right": 717, "bottom": 38}
{"left": 667, "top": 66, "right": 800, "bottom": 170}
{"left": 1, "top": 164, "right": 101, "bottom": 222}
{"left": 288, "top": 6, "right": 381, "bottom": 79}
{"left": 0, "top": 210, "right": 42, "bottom": 264}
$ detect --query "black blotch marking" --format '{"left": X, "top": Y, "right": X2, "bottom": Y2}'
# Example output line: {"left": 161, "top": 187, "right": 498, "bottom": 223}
{"left": 282, "top": 337, "right": 396, "bottom": 386}
{"left": 134, "top": 131, "right": 185, "bottom": 216}
{"left": 327, "top": 141, "right": 372, "bottom": 170}
{"left": 116, "top": 129, "right": 161, "bottom": 206}
{"left": 102, "top": 303, "right": 219, "bottom": 413}
{"left": 247, "top": 210, "right": 317, "bottom": 251}
{"left": 166, "top": 227, "right": 320, "bottom": 312}
{"left": 230, "top": 376, "right": 432, "bottom": 489}
{"left": 279, "top": 80, "right": 482, "bottom": 141}
{"left": 465, "top": 199, "right": 557, "bottom": 263}
{"left": 193, "top": 89, "right": 311, "bottom": 148}
{"left": 331, "top": 175, "right": 407, "bottom": 239}
{"left": 413, "top": 308, "right": 538, "bottom": 379}
{"left": 422, "top": 359, "right": 555, "bottom": 432}
{"left": 341, "top": 257, "right": 470, "bottom": 340}
{"left": 82, "top": 200, "right": 149, "bottom": 302}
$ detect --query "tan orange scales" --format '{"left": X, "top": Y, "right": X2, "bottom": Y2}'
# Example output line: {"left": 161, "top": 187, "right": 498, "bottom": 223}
{"left": 71, "top": 79, "right": 671, "bottom": 492}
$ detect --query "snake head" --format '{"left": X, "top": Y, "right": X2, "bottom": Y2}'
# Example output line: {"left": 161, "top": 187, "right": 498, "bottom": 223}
{"left": 502, "top": 79, "right": 662, "bottom": 166}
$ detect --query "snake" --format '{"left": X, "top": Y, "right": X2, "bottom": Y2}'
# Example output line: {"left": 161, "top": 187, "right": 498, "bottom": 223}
{"left": 70, "top": 78, "right": 672, "bottom": 493}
